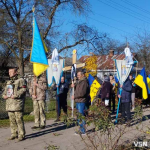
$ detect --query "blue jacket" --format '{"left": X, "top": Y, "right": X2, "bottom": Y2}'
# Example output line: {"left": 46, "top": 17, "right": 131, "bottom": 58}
{"left": 118, "top": 79, "right": 132, "bottom": 103}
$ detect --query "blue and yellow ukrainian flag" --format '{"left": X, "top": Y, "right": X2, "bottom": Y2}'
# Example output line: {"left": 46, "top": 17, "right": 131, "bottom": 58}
{"left": 88, "top": 74, "right": 101, "bottom": 103}
{"left": 134, "top": 67, "right": 148, "bottom": 99}
{"left": 30, "top": 13, "right": 49, "bottom": 76}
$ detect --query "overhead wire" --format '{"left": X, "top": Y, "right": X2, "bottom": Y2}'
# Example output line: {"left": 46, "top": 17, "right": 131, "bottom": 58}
{"left": 93, "top": 12, "right": 142, "bottom": 30}
{"left": 97, "top": 0, "right": 150, "bottom": 24}
{"left": 108, "top": 0, "right": 150, "bottom": 22}
{"left": 121, "top": 0, "right": 150, "bottom": 16}
{"left": 88, "top": 16, "right": 131, "bottom": 34}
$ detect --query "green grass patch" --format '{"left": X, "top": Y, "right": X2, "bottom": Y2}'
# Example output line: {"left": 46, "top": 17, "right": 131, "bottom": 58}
{"left": 0, "top": 98, "right": 64, "bottom": 128}
{"left": 0, "top": 118, "right": 9, "bottom": 127}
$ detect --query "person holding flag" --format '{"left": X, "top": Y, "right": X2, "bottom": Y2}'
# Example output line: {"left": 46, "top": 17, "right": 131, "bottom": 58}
{"left": 118, "top": 78, "right": 132, "bottom": 124}
{"left": 30, "top": 8, "right": 48, "bottom": 129}
{"left": 29, "top": 73, "right": 47, "bottom": 129}
{"left": 115, "top": 46, "right": 134, "bottom": 123}
{"left": 72, "top": 70, "right": 89, "bottom": 135}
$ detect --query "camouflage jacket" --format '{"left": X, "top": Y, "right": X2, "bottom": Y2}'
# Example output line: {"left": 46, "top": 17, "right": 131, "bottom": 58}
{"left": 2, "top": 76, "right": 26, "bottom": 112}
{"left": 29, "top": 75, "right": 47, "bottom": 101}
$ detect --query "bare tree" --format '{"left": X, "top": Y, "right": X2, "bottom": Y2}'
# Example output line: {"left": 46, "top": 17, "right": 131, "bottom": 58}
{"left": 0, "top": 0, "right": 90, "bottom": 76}
{"left": 133, "top": 30, "right": 150, "bottom": 74}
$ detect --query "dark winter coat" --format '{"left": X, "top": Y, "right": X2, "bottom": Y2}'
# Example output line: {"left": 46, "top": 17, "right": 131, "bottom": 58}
{"left": 54, "top": 82, "right": 69, "bottom": 101}
{"left": 118, "top": 79, "right": 132, "bottom": 103}
{"left": 101, "top": 81, "right": 113, "bottom": 100}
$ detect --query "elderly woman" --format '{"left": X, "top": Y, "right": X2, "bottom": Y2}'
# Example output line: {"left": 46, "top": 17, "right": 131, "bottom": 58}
{"left": 101, "top": 75, "right": 113, "bottom": 109}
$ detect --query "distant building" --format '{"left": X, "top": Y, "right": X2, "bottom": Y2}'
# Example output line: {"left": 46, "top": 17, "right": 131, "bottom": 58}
{"left": 79, "top": 50, "right": 142, "bottom": 80}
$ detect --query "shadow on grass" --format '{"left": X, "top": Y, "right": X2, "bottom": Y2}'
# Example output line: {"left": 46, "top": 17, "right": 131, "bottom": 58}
{"left": 25, "top": 122, "right": 75, "bottom": 139}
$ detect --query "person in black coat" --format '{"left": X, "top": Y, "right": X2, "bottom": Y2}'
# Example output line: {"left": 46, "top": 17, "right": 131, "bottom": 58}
{"left": 101, "top": 75, "right": 113, "bottom": 109}
{"left": 53, "top": 76, "right": 68, "bottom": 122}
{"left": 118, "top": 78, "right": 132, "bottom": 122}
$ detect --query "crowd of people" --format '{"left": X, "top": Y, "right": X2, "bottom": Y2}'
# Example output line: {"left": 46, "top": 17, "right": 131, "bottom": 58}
{"left": 1, "top": 67, "right": 143, "bottom": 141}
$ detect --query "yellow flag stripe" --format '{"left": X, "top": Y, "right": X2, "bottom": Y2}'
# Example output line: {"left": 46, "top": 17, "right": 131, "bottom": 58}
{"left": 147, "top": 77, "right": 150, "bottom": 91}
{"left": 33, "top": 63, "right": 49, "bottom": 77}
{"left": 90, "top": 80, "right": 101, "bottom": 103}
{"left": 134, "top": 75, "right": 148, "bottom": 99}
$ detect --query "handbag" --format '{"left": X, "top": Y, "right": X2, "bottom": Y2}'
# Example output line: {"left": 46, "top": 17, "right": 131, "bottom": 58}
{"left": 105, "top": 99, "right": 109, "bottom": 106}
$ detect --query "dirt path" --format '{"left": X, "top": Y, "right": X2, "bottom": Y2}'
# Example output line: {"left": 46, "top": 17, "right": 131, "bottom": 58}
{"left": 0, "top": 108, "right": 150, "bottom": 150}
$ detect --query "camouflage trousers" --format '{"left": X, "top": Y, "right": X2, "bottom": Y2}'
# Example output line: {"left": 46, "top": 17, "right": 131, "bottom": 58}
{"left": 8, "top": 111, "right": 25, "bottom": 138}
{"left": 33, "top": 100, "right": 46, "bottom": 127}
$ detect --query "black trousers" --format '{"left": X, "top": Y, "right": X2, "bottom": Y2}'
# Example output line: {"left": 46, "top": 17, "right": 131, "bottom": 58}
{"left": 109, "top": 93, "right": 115, "bottom": 112}
{"left": 121, "top": 102, "right": 131, "bottom": 120}
{"left": 56, "top": 96, "right": 67, "bottom": 119}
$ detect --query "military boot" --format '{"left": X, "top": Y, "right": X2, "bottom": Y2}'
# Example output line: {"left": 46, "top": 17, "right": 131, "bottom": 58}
{"left": 8, "top": 135, "right": 17, "bottom": 140}
{"left": 18, "top": 136, "right": 25, "bottom": 142}
{"left": 40, "top": 126, "right": 46, "bottom": 129}
{"left": 31, "top": 126, "right": 40, "bottom": 129}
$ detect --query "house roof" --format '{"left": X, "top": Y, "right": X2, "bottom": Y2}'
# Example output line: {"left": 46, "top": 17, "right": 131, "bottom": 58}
{"left": 79, "top": 53, "right": 137, "bottom": 70}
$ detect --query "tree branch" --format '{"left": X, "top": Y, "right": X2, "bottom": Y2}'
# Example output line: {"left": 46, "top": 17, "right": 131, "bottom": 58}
{"left": 43, "top": 0, "right": 61, "bottom": 40}
{"left": 0, "top": 40, "right": 19, "bottom": 60}
{"left": 58, "top": 39, "right": 86, "bottom": 53}
{"left": 21, "top": 1, "right": 38, "bottom": 25}
{"left": 13, "top": 0, "right": 18, "bottom": 15}
{"left": 0, "top": 0, "right": 17, "bottom": 25}
{"left": 18, "top": 0, "right": 23, "bottom": 15}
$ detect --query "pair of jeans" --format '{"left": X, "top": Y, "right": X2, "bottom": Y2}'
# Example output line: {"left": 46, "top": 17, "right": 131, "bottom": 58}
{"left": 76, "top": 102, "right": 86, "bottom": 134}
{"left": 121, "top": 102, "right": 131, "bottom": 121}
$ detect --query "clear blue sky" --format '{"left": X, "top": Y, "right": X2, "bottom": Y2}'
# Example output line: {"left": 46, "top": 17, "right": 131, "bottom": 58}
{"left": 56, "top": 0, "right": 150, "bottom": 45}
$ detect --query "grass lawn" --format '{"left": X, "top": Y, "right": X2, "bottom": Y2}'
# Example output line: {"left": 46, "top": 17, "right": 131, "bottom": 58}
{"left": 0, "top": 97, "right": 59, "bottom": 128}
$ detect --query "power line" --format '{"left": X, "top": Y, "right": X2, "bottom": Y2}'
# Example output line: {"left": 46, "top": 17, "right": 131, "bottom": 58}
{"left": 121, "top": 0, "right": 150, "bottom": 16}
{"left": 97, "top": 0, "right": 150, "bottom": 24}
{"left": 108, "top": 0, "right": 150, "bottom": 22}
{"left": 93, "top": 12, "right": 142, "bottom": 30}
{"left": 89, "top": 16, "right": 131, "bottom": 35}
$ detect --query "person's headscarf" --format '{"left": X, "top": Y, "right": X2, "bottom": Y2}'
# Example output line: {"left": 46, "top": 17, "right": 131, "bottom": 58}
{"left": 104, "top": 76, "right": 110, "bottom": 82}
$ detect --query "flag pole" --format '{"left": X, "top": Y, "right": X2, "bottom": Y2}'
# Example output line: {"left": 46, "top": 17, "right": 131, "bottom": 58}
{"left": 115, "top": 88, "right": 122, "bottom": 124}
{"left": 114, "top": 59, "right": 122, "bottom": 124}
{"left": 32, "top": 5, "right": 35, "bottom": 12}
{"left": 71, "top": 80, "right": 74, "bottom": 118}
{"left": 136, "top": 62, "right": 138, "bottom": 77}
{"left": 57, "top": 86, "right": 60, "bottom": 118}
{"left": 33, "top": 75, "right": 37, "bottom": 96}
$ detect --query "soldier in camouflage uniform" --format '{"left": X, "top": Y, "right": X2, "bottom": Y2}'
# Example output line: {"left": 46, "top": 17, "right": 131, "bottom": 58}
{"left": 29, "top": 73, "right": 47, "bottom": 129}
{"left": 2, "top": 67, "right": 26, "bottom": 141}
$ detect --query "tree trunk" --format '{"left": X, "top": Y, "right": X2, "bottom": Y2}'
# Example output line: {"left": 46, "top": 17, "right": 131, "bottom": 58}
{"left": 18, "top": 26, "right": 24, "bottom": 76}
{"left": 18, "top": 58, "right": 24, "bottom": 77}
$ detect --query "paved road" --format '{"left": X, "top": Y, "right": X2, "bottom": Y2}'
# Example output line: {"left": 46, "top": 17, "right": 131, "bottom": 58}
{"left": 0, "top": 120, "right": 87, "bottom": 150}
{"left": 0, "top": 108, "right": 150, "bottom": 150}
